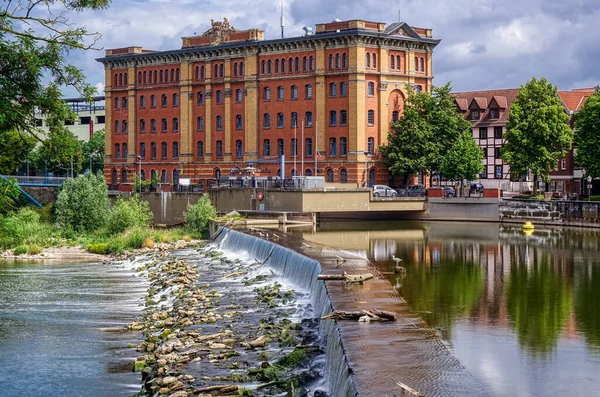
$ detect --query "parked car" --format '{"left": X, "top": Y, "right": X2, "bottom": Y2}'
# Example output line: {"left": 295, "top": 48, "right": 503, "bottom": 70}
{"left": 396, "top": 184, "right": 427, "bottom": 197}
{"left": 469, "top": 183, "right": 484, "bottom": 194}
{"left": 441, "top": 186, "right": 456, "bottom": 198}
{"left": 372, "top": 185, "right": 397, "bottom": 197}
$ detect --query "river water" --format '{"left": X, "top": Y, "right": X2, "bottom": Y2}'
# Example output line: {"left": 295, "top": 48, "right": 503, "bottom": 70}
{"left": 293, "top": 221, "right": 600, "bottom": 397}
{"left": 0, "top": 259, "right": 147, "bottom": 397}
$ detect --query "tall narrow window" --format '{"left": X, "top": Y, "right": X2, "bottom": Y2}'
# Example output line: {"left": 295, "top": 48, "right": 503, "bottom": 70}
{"left": 291, "top": 85, "right": 298, "bottom": 99}
{"left": 197, "top": 116, "right": 203, "bottom": 131}
{"left": 330, "top": 83, "right": 337, "bottom": 97}
{"left": 122, "top": 120, "right": 127, "bottom": 133}
{"left": 115, "top": 120, "right": 120, "bottom": 134}
{"left": 329, "top": 138, "right": 337, "bottom": 157}
{"left": 173, "top": 118, "right": 179, "bottom": 132}
{"left": 396, "top": 55, "right": 401, "bottom": 70}
{"left": 214, "top": 64, "right": 219, "bottom": 78}
{"left": 195, "top": 66, "right": 200, "bottom": 80}
{"left": 115, "top": 143, "right": 120, "bottom": 159}
{"left": 327, "top": 169, "right": 334, "bottom": 182}
{"left": 236, "top": 140, "right": 243, "bottom": 158}
{"left": 138, "top": 72, "right": 142, "bottom": 84}
{"left": 115, "top": 97, "right": 120, "bottom": 110}
{"left": 151, "top": 95, "right": 156, "bottom": 108}
{"left": 329, "top": 54, "right": 334, "bottom": 70}
{"left": 216, "top": 90, "right": 222, "bottom": 104}
{"left": 176, "top": 68, "right": 180, "bottom": 81}
{"left": 275, "top": 59, "right": 279, "bottom": 73}
{"left": 197, "top": 141, "right": 204, "bottom": 158}
{"left": 171, "top": 68, "right": 175, "bottom": 82}
{"left": 329, "top": 111, "right": 337, "bottom": 126}
{"left": 140, "top": 142, "right": 146, "bottom": 159}
{"left": 340, "top": 82, "right": 347, "bottom": 97}
{"left": 151, "top": 119, "right": 156, "bottom": 133}
{"left": 414, "top": 57, "right": 419, "bottom": 72}
{"left": 151, "top": 142, "right": 156, "bottom": 159}
{"left": 368, "top": 82, "right": 375, "bottom": 96}
{"left": 173, "top": 142, "right": 179, "bottom": 159}
{"left": 366, "top": 53, "right": 371, "bottom": 68}
{"left": 239, "top": 62, "right": 244, "bottom": 76}
{"left": 121, "top": 169, "right": 127, "bottom": 183}
{"left": 216, "top": 140, "right": 223, "bottom": 158}
{"left": 391, "top": 55, "right": 395, "bottom": 69}
{"left": 368, "top": 137, "right": 374, "bottom": 155}
{"left": 277, "top": 86, "right": 284, "bottom": 100}
{"left": 336, "top": 53, "right": 341, "bottom": 68}
{"left": 122, "top": 97, "right": 128, "bottom": 109}
{"left": 263, "top": 113, "right": 271, "bottom": 128}
{"left": 197, "top": 91, "right": 204, "bottom": 105}
{"left": 236, "top": 114, "right": 243, "bottom": 130}
{"left": 305, "top": 84, "right": 312, "bottom": 99}
{"left": 291, "top": 112, "right": 298, "bottom": 128}
{"left": 161, "top": 118, "right": 167, "bottom": 132}
{"left": 267, "top": 60, "right": 272, "bottom": 74}
{"left": 277, "top": 113, "right": 284, "bottom": 128}
{"left": 340, "top": 137, "right": 347, "bottom": 156}
{"left": 305, "top": 112, "right": 313, "bottom": 127}
{"left": 420, "top": 57, "right": 425, "bottom": 72}
{"left": 340, "top": 169, "right": 348, "bottom": 183}
{"left": 342, "top": 53, "right": 348, "bottom": 68}
{"left": 281, "top": 58, "right": 286, "bottom": 73}
{"left": 295, "top": 57, "right": 300, "bottom": 72}
{"left": 122, "top": 143, "right": 128, "bottom": 158}
{"left": 305, "top": 138, "right": 312, "bottom": 157}
{"left": 140, "top": 95, "right": 146, "bottom": 108}
{"left": 372, "top": 53, "right": 376, "bottom": 68}
{"left": 303, "top": 56, "right": 308, "bottom": 71}
{"left": 216, "top": 115, "right": 223, "bottom": 131}
{"left": 234, "top": 63, "right": 238, "bottom": 77}
{"left": 367, "top": 110, "right": 375, "bottom": 125}
{"left": 340, "top": 110, "right": 347, "bottom": 126}
{"left": 161, "top": 169, "right": 167, "bottom": 183}
{"left": 160, "top": 70, "right": 164, "bottom": 83}
{"left": 173, "top": 93, "right": 179, "bottom": 107}
{"left": 140, "top": 119, "right": 146, "bottom": 133}
{"left": 310, "top": 56, "right": 315, "bottom": 71}
{"left": 201, "top": 65, "right": 205, "bottom": 80}
{"left": 264, "top": 87, "right": 270, "bottom": 101}
{"left": 278, "top": 139, "right": 284, "bottom": 155}
{"left": 261, "top": 60, "right": 266, "bottom": 74}
{"left": 263, "top": 139, "right": 271, "bottom": 156}
{"left": 392, "top": 111, "right": 399, "bottom": 122}
{"left": 236, "top": 89, "right": 242, "bottom": 103}
{"left": 161, "top": 94, "right": 167, "bottom": 107}
{"left": 292, "top": 138, "right": 297, "bottom": 158}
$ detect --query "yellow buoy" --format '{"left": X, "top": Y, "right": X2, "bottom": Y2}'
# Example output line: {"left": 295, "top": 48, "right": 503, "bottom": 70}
{"left": 522, "top": 221, "right": 535, "bottom": 230}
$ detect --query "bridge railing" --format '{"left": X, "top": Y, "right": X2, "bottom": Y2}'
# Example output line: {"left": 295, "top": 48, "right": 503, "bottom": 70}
{"left": 4, "top": 175, "right": 68, "bottom": 186}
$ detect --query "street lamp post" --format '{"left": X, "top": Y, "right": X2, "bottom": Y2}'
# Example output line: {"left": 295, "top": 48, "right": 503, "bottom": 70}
{"left": 89, "top": 153, "right": 93, "bottom": 173}
{"left": 44, "top": 160, "right": 48, "bottom": 184}
{"left": 363, "top": 151, "right": 369, "bottom": 188}
{"left": 587, "top": 175, "right": 592, "bottom": 202}
{"left": 137, "top": 155, "right": 142, "bottom": 197}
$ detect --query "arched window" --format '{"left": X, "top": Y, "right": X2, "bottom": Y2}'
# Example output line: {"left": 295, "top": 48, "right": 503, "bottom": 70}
{"left": 340, "top": 169, "right": 348, "bottom": 183}
{"left": 140, "top": 119, "right": 146, "bottom": 133}
{"left": 216, "top": 115, "right": 223, "bottom": 130}
{"left": 336, "top": 53, "right": 341, "bottom": 68}
{"left": 340, "top": 82, "right": 347, "bottom": 97}
{"left": 264, "top": 87, "right": 270, "bottom": 101}
{"left": 173, "top": 169, "right": 179, "bottom": 185}
{"left": 151, "top": 119, "right": 156, "bottom": 133}
{"left": 118, "top": 73, "right": 123, "bottom": 86}
{"left": 327, "top": 169, "right": 334, "bottom": 182}
{"left": 330, "top": 83, "right": 337, "bottom": 97}
{"left": 368, "top": 82, "right": 375, "bottom": 96}
{"left": 340, "top": 137, "right": 347, "bottom": 156}
{"left": 267, "top": 59, "right": 272, "bottom": 74}
{"left": 112, "top": 169, "right": 117, "bottom": 184}
{"left": 396, "top": 55, "right": 401, "bottom": 71}
{"left": 372, "top": 53, "right": 377, "bottom": 68}
{"left": 277, "top": 86, "right": 284, "bottom": 100}
{"left": 161, "top": 118, "right": 167, "bottom": 132}
{"left": 275, "top": 59, "right": 280, "bottom": 73}
{"left": 216, "top": 90, "right": 222, "bottom": 104}
{"left": 390, "top": 55, "right": 395, "bottom": 69}
{"left": 140, "top": 169, "right": 145, "bottom": 181}
{"left": 368, "top": 137, "right": 375, "bottom": 155}
{"left": 235, "top": 114, "right": 243, "bottom": 130}
{"left": 138, "top": 72, "right": 142, "bottom": 84}
{"left": 148, "top": 71, "right": 152, "bottom": 84}
{"left": 329, "top": 138, "right": 337, "bottom": 156}
{"left": 122, "top": 120, "right": 128, "bottom": 133}
{"left": 214, "top": 64, "right": 219, "bottom": 78}
{"left": 236, "top": 140, "right": 243, "bottom": 158}
{"left": 291, "top": 112, "right": 298, "bottom": 128}
{"left": 170, "top": 68, "right": 174, "bottom": 82}
{"left": 122, "top": 143, "right": 128, "bottom": 158}
{"left": 369, "top": 168, "right": 375, "bottom": 187}
{"left": 160, "top": 70, "right": 164, "bottom": 83}
{"left": 305, "top": 138, "right": 312, "bottom": 157}
{"left": 263, "top": 139, "right": 270, "bottom": 156}
{"left": 239, "top": 62, "right": 244, "bottom": 76}
{"left": 342, "top": 53, "right": 348, "bottom": 68}
{"left": 172, "top": 117, "right": 179, "bottom": 132}
{"left": 197, "top": 141, "right": 204, "bottom": 158}
{"left": 306, "top": 169, "right": 312, "bottom": 176}
{"left": 329, "top": 110, "right": 337, "bottom": 126}
{"left": 277, "top": 139, "right": 284, "bottom": 155}
{"left": 367, "top": 110, "right": 375, "bottom": 126}
{"left": 173, "top": 93, "right": 179, "bottom": 107}
{"left": 291, "top": 138, "right": 297, "bottom": 158}
{"left": 305, "top": 111, "right": 313, "bottom": 127}
{"left": 234, "top": 62, "right": 238, "bottom": 77}
{"left": 295, "top": 57, "right": 300, "bottom": 72}
{"left": 197, "top": 91, "right": 204, "bottom": 105}
{"left": 420, "top": 57, "right": 425, "bottom": 72}
{"left": 151, "top": 170, "right": 156, "bottom": 182}
{"left": 176, "top": 68, "right": 180, "bottom": 81}
{"left": 115, "top": 143, "right": 120, "bottom": 159}
{"left": 143, "top": 71, "right": 147, "bottom": 84}
{"left": 124, "top": 73, "right": 127, "bottom": 85}
{"left": 201, "top": 65, "right": 205, "bottom": 80}
{"left": 366, "top": 53, "right": 371, "bottom": 68}
{"left": 288, "top": 57, "right": 293, "bottom": 73}
{"left": 303, "top": 56, "right": 308, "bottom": 72}
{"left": 121, "top": 169, "right": 127, "bottom": 183}
{"left": 281, "top": 58, "right": 286, "bottom": 73}
{"left": 161, "top": 142, "right": 167, "bottom": 159}
{"left": 329, "top": 54, "right": 334, "bottom": 70}
{"left": 161, "top": 169, "right": 167, "bottom": 183}
{"left": 277, "top": 113, "right": 284, "bottom": 128}
{"left": 236, "top": 89, "right": 242, "bottom": 103}
{"left": 151, "top": 142, "right": 156, "bottom": 159}
{"left": 414, "top": 57, "right": 419, "bottom": 72}
{"left": 153, "top": 70, "right": 157, "bottom": 82}
{"left": 261, "top": 60, "right": 266, "bottom": 74}
{"left": 215, "top": 169, "right": 221, "bottom": 179}
{"left": 164, "top": 69, "right": 169, "bottom": 82}
{"left": 263, "top": 113, "right": 271, "bottom": 128}
{"left": 114, "top": 120, "right": 120, "bottom": 134}
{"left": 173, "top": 142, "right": 179, "bottom": 159}
{"left": 219, "top": 64, "right": 224, "bottom": 78}
{"left": 310, "top": 56, "right": 315, "bottom": 71}
{"left": 195, "top": 66, "right": 200, "bottom": 80}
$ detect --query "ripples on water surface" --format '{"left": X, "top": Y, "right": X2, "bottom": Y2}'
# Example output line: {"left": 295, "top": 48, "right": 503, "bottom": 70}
{"left": 293, "top": 221, "right": 600, "bottom": 397}
{"left": 0, "top": 259, "right": 148, "bottom": 397}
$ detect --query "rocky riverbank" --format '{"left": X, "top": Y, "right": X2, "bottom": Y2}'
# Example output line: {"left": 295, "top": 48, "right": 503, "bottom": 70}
{"left": 127, "top": 244, "right": 328, "bottom": 396}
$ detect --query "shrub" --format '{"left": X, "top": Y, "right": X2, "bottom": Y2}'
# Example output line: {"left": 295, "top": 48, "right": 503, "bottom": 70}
{"left": 0, "top": 208, "right": 56, "bottom": 249}
{"left": 27, "top": 245, "right": 42, "bottom": 255}
{"left": 55, "top": 173, "right": 110, "bottom": 233}
{"left": 184, "top": 195, "right": 216, "bottom": 237}
{"left": 106, "top": 195, "right": 153, "bottom": 235}
{"left": 13, "top": 245, "right": 28, "bottom": 255}
{"left": 87, "top": 243, "right": 109, "bottom": 254}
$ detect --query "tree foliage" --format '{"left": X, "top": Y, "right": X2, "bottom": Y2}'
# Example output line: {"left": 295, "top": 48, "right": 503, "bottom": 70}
{"left": 439, "top": 131, "right": 484, "bottom": 186}
{"left": 55, "top": 172, "right": 109, "bottom": 232}
{"left": 184, "top": 196, "right": 217, "bottom": 237}
{"left": 502, "top": 77, "right": 572, "bottom": 193}
{"left": 0, "top": 0, "right": 110, "bottom": 138}
{"left": 0, "top": 178, "right": 22, "bottom": 214}
{"left": 106, "top": 195, "right": 152, "bottom": 235}
{"left": 33, "top": 123, "right": 83, "bottom": 176}
{"left": 0, "top": 129, "right": 36, "bottom": 174}
{"left": 82, "top": 128, "right": 105, "bottom": 173}
{"left": 574, "top": 90, "right": 600, "bottom": 179}
{"left": 380, "top": 83, "right": 472, "bottom": 181}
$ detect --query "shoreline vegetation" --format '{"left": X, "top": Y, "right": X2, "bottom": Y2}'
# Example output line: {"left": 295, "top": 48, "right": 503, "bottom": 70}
{"left": 0, "top": 173, "right": 218, "bottom": 261}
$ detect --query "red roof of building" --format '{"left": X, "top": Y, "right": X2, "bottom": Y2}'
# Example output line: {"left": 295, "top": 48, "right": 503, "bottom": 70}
{"left": 453, "top": 89, "right": 520, "bottom": 125}
{"left": 558, "top": 88, "right": 597, "bottom": 112}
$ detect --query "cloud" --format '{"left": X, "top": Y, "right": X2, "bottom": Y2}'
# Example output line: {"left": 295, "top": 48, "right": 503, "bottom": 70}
{"left": 58, "top": 0, "right": 599, "bottom": 96}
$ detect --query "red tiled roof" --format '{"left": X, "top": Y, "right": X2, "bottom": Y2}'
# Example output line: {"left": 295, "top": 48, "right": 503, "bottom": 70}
{"left": 455, "top": 98, "right": 468, "bottom": 111}
{"left": 452, "top": 89, "right": 520, "bottom": 125}
{"left": 558, "top": 88, "right": 597, "bottom": 112}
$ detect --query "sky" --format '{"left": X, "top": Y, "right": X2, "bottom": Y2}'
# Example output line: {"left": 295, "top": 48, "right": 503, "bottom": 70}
{"left": 63, "top": 0, "right": 600, "bottom": 96}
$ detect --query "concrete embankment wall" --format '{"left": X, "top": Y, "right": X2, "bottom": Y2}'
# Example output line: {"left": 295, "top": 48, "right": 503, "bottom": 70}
{"left": 20, "top": 186, "right": 59, "bottom": 204}
{"left": 110, "top": 192, "right": 202, "bottom": 225}
{"left": 499, "top": 199, "right": 600, "bottom": 227}
{"left": 427, "top": 198, "right": 500, "bottom": 222}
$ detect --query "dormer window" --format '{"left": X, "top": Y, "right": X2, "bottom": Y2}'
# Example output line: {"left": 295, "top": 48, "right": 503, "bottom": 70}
{"left": 470, "top": 110, "right": 480, "bottom": 120}
{"left": 489, "top": 108, "right": 499, "bottom": 119}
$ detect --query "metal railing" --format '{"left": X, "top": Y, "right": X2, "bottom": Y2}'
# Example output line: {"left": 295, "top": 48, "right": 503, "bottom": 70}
{"left": 4, "top": 175, "right": 68, "bottom": 187}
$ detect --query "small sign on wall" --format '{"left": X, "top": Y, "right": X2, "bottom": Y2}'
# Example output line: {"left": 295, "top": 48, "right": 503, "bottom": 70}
{"left": 259, "top": 204, "right": 265, "bottom": 211}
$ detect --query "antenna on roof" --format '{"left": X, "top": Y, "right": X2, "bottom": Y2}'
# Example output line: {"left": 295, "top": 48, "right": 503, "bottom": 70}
{"left": 280, "top": 1, "right": 285, "bottom": 38}
{"left": 398, "top": 9, "right": 401, "bottom": 22}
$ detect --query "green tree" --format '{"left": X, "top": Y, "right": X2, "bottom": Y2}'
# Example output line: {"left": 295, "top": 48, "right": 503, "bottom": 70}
{"left": 380, "top": 83, "right": 471, "bottom": 184}
{"left": 439, "top": 131, "right": 484, "bottom": 194}
{"left": 55, "top": 172, "right": 110, "bottom": 232}
{"left": 502, "top": 78, "right": 572, "bottom": 194}
{"left": 0, "top": 0, "right": 110, "bottom": 138}
{"left": 0, "top": 178, "right": 21, "bottom": 214}
{"left": 0, "top": 129, "right": 36, "bottom": 174}
{"left": 82, "top": 129, "right": 105, "bottom": 173}
{"left": 33, "top": 123, "right": 84, "bottom": 176}
{"left": 574, "top": 90, "right": 600, "bottom": 179}
{"left": 184, "top": 196, "right": 217, "bottom": 237}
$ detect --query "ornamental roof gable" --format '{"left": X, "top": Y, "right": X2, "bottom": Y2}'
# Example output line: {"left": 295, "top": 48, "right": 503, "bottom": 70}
{"left": 384, "top": 22, "right": 421, "bottom": 39}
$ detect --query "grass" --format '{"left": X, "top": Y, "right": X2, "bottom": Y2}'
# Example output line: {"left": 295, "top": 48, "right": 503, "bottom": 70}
{"left": 513, "top": 194, "right": 545, "bottom": 200}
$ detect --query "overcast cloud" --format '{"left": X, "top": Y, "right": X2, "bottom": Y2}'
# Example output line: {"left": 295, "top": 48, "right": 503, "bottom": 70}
{"left": 65, "top": 0, "right": 600, "bottom": 96}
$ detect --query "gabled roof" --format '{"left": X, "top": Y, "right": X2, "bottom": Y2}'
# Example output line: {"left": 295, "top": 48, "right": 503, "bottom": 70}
{"left": 453, "top": 89, "right": 520, "bottom": 125}
{"left": 471, "top": 97, "right": 488, "bottom": 109}
{"left": 490, "top": 96, "right": 508, "bottom": 109}
{"left": 455, "top": 98, "right": 468, "bottom": 111}
{"left": 558, "top": 87, "right": 598, "bottom": 113}
{"left": 384, "top": 22, "right": 422, "bottom": 39}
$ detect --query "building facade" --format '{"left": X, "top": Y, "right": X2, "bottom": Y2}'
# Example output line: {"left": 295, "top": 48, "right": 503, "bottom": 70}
{"left": 97, "top": 18, "right": 439, "bottom": 189}
{"left": 34, "top": 96, "right": 105, "bottom": 142}
{"left": 454, "top": 87, "right": 598, "bottom": 194}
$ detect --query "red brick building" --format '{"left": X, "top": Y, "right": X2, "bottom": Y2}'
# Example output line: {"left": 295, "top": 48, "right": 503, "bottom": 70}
{"left": 97, "top": 18, "right": 439, "bottom": 190}
{"left": 454, "top": 87, "right": 598, "bottom": 194}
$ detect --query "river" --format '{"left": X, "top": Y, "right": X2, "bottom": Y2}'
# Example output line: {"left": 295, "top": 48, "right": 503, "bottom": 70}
{"left": 292, "top": 220, "right": 600, "bottom": 396}
{"left": 0, "top": 258, "right": 147, "bottom": 397}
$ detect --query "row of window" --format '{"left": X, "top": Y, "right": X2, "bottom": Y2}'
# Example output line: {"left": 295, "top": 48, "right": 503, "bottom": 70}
{"left": 115, "top": 142, "right": 180, "bottom": 160}
{"left": 196, "top": 114, "right": 244, "bottom": 131}
{"left": 114, "top": 97, "right": 128, "bottom": 110}
{"left": 480, "top": 166, "right": 504, "bottom": 180}
{"left": 478, "top": 126, "right": 503, "bottom": 139}
{"left": 111, "top": 169, "right": 180, "bottom": 185}
{"left": 194, "top": 62, "right": 246, "bottom": 81}
{"left": 328, "top": 53, "right": 349, "bottom": 70}
{"left": 137, "top": 68, "right": 180, "bottom": 85}
{"left": 262, "top": 112, "right": 311, "bottom": 128}
{"left": 114, "top": 72, "right": 128, "bottom": 87}
{"left": 261, "top": 56, "right": 316, "bottom": 75}
{"left": 138, "top": 118, "right": 180, "bottom": 133}
{"left": 470, "top": 109, "right": 500, "bottom": 121}
{"left": 139, "top": 93, "right": 179, "bottom": 109}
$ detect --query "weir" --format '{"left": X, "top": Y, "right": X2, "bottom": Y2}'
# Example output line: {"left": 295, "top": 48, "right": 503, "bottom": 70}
{"left": 214, "top": 227, "right": 485, "bottom": 396}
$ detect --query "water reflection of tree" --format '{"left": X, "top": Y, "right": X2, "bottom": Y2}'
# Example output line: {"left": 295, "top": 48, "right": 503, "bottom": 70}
{"left": 574, "top": 263, "right": 600, "bottom": 349}
{"left": 399, "top": 258, "right": 484, "bottom": 340}
{"left": 505, "top": 250, "right": 572, "bottom": 355}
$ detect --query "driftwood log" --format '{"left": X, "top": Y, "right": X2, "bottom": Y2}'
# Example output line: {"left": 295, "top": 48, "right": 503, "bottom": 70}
{"left": 317, "top": 272, "right": 373, "bottom": 283}
{"left": 321, "top": 309, "right": 397, "bottom": 322}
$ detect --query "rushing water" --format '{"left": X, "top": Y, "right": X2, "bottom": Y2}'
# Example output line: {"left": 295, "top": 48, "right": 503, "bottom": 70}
{"left": 0, "top": 259, "right": 147, "bottom": 397}
{"left": 292, "top": 220, "right": 600, "bottom": 397}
